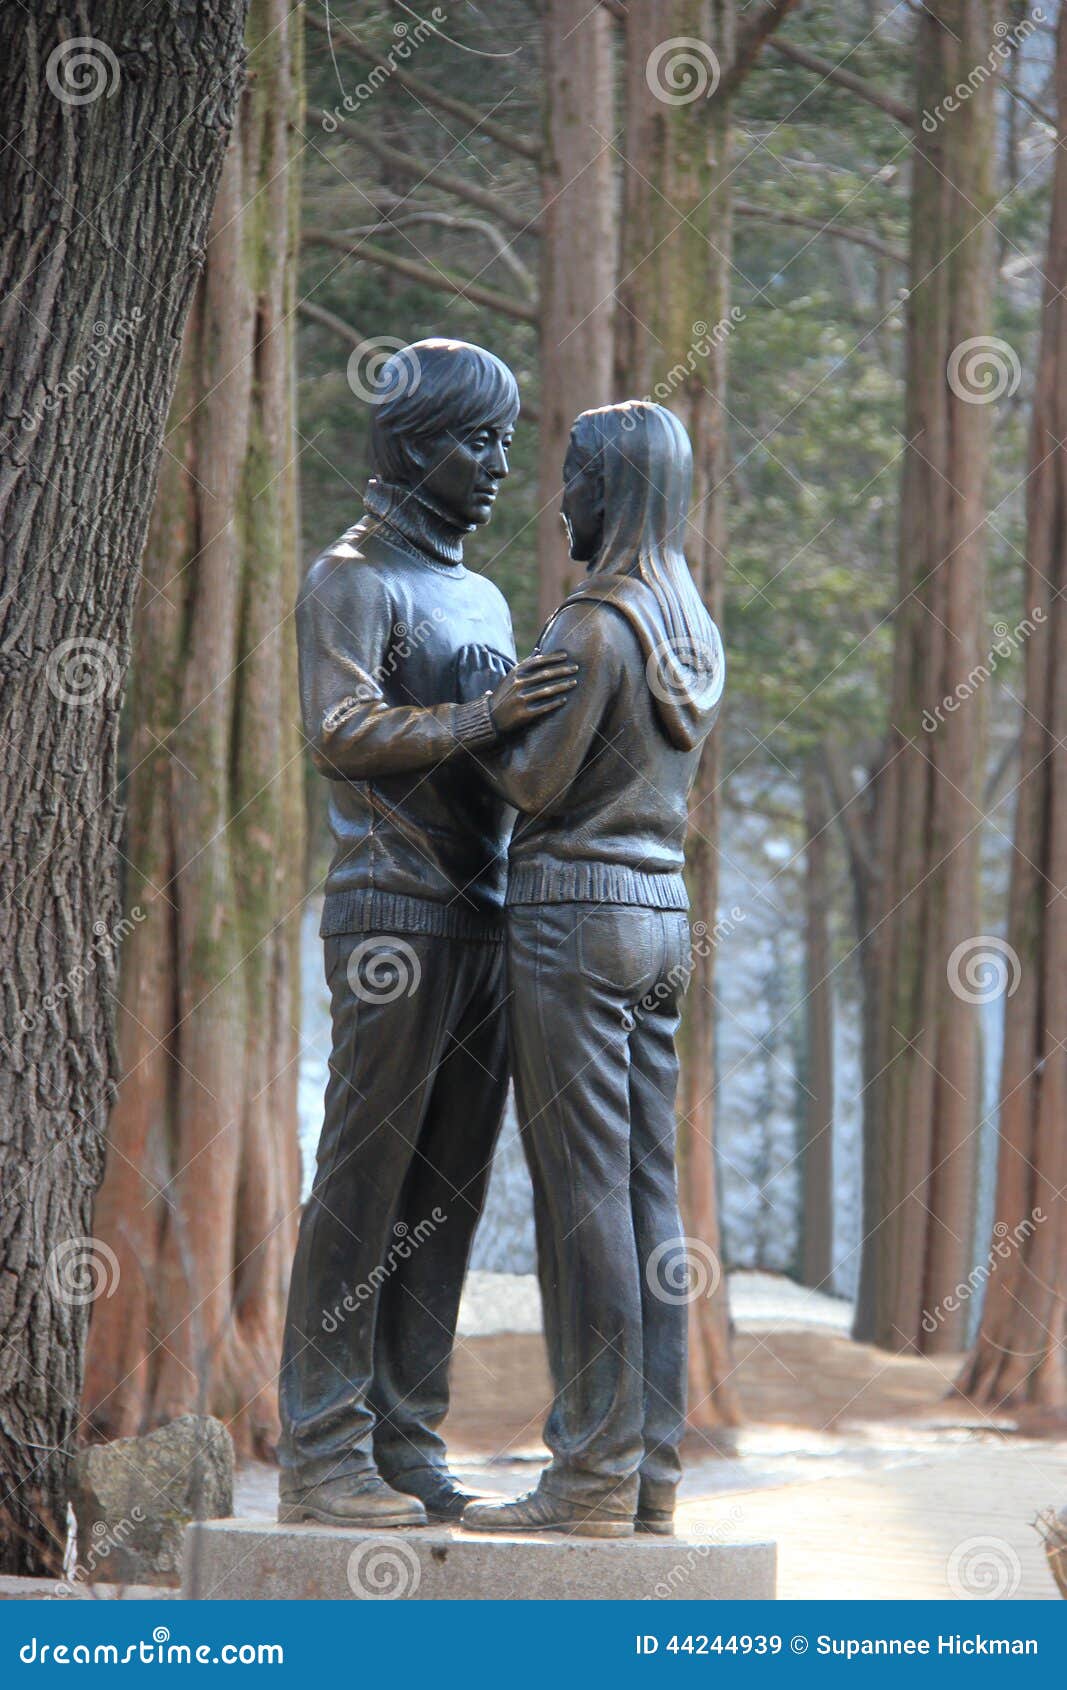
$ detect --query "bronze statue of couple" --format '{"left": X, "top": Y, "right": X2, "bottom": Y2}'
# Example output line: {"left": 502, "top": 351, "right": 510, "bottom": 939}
{"left": 279, "top": 339, "right": 724, "bottom": 1540}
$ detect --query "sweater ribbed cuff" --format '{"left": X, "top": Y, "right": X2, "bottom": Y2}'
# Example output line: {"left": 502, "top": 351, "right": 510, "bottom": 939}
{"left": 452, "top": 692, "right": 498, "bottom": 749}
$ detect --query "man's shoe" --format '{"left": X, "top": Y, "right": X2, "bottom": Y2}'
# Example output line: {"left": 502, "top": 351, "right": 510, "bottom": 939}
{"left": 636, "top": 1478, "right": 676, "bottom": 1536}
{"left": 461, "top": 1487, "right": 633, "bottom": 1539}
{"left": 635, "top": 1506, "right": 674, "bottom": 1536}
{"left": 385, "top": 1466, "right": 482, "bottom": 1523}
{"left": 278, "top": 1473, "right": 427, "bottom": 1528}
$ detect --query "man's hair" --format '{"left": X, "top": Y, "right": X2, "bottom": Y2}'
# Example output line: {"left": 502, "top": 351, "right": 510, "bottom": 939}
{"left": 368, "top": 339, "right": 520, "bottom": 482}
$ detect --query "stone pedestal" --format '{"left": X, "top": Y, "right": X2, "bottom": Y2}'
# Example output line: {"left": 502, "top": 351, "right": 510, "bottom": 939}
{"left": 183, "top": 1520, "right": 776, "bottom": 1601}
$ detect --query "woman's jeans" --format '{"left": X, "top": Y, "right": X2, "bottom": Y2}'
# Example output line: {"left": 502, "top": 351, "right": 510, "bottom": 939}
{"left": 507, "top": 901, "right": 691, "bottom": 1515}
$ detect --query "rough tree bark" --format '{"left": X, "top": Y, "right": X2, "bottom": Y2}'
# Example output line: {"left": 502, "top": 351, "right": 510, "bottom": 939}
{"left": 0, "top": 1, "right": 248, "bottom": 1576}
{"left": 538, "top": 0, "right": 616, "bottom": 623}
{"left": 854, "top": 0, "right": 996, "bottom": 1354}
{"left": 615, "top": 1, "right": 797, "bottom": 1434}
{"left": 799, "top": 759, "right": 834, "bottom": 1290}
{"left": 955, "top": 6, "right": 1067, "bottom": 1423}
{"left": 83, "top": 0, "right": 304, "bottom": 1458}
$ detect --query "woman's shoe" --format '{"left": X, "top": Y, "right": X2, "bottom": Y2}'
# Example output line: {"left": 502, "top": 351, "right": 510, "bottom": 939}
{"left": 460, "top": 1486, "right": 633, "bottom": 1539}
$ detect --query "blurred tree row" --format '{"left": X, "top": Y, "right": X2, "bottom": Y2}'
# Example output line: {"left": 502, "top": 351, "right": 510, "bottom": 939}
{"left": 5, "top": 0, "right": 1067, "bottom": 1581}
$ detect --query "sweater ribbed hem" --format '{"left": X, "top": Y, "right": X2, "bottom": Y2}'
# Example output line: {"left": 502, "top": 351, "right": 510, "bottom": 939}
{"left": 320, "top": 889, "right": 504, "bottom": 942}
{"left": 506, "top": 862, "right": 688, "bottom": 910}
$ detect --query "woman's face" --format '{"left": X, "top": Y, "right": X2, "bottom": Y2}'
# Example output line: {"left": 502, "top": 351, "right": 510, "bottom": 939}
{"left": 561, "top": 438, "right": 603, "bottom": 565}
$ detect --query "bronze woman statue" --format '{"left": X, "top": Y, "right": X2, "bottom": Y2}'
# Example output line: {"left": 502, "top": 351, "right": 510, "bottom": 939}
{"left": 463, "top": 401, "right": 724, "bottom": 1539}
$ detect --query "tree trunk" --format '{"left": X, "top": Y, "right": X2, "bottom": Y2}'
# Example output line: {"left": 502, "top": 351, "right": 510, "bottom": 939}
{"left": 799, "top": 760, "right": 834, "bottom": 1289}
{"left": 854, "top": 1, "right": 996, "bottom": 1354}
{"left": 955, "top": 6, "right": 1067, "bottom": 1422}
{"left": 616, "top": 0, "right": 743, "bottom": 1433}
{"left": 83, "top": 0, "right": 304, "bottom": 1459}
{"left": 538, "top": 0, "right": 616, "bottom": 623}
{"left": 0, "top": 1, "right": 248, "bottom": 1577}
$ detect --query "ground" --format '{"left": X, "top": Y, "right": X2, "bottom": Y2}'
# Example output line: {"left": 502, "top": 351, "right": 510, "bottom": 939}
{"left": 235, "top": 1271, "right": 1067, "bottom": 1600}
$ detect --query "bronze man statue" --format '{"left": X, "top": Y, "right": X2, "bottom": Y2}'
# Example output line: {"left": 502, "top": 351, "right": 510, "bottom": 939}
{"left": 279, "top": 339, "right": 575, "bottom": 1528}
{"left": 463, "top": 402, "right": 725, "bottom": 1539}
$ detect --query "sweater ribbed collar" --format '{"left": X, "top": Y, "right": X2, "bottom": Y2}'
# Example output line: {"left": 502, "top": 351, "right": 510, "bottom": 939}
{"left": 363, "top": 477, "right": 468, "bottom": 570}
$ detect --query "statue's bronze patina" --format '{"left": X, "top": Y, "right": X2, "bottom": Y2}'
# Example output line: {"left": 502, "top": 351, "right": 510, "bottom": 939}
{"left": 278, "top": 340, "right": 574, "bottom": 1529}
{"left": 282, "top": 349, "right": 723, "bottom": 1541}
{"left": 461, "top": 402, "right": 724, "bottom": 1539}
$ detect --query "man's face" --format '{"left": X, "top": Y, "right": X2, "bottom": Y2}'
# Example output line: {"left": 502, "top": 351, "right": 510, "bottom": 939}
{"left": 412, "top": 420, "right": 514, "bottom": 528}
{"left": 561, "top": 439, "right": 603, "bottom": 565}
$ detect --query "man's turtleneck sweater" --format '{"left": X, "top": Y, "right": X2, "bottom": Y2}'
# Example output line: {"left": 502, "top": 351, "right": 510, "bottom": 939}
{"left": 298, "top": 480, "right": 517, "bottom": 940}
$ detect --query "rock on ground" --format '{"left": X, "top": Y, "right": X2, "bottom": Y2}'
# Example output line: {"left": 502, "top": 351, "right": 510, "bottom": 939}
{"left": 71, "top": 1415, "right": 233, "bottom": 1587}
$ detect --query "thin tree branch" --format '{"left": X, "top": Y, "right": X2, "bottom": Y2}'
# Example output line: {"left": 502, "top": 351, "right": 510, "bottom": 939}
{"left": 1006, "top": 82, "right": 1056, "bottom": 129}
{"left": 337, "top": 210, "right": 535, "bottom": 292}
{"left": 722, "top": 0, "right": 801, "bottom": 98}
{"left": 302, "top": 230, "right": 538, "bottom": 325}
{"left": 984, "top": 730, "right": 1021, "bottom": 811}
{"left": 823, "top": 741, "right": 876, "bottom": 883}
{"left": 766, "top": 38, "right": 913, "bottom": 127}
{"left": 333, "top": 116, "right": 534, "bottom": 234}
{"left": 733, "top": 199, "right": 906, "bottom": 263}
{"left": 306, "top": 12, "right": 541, "bottom": 161}
{"left": 297, "top": 299, "right": 365, "bottom": 347}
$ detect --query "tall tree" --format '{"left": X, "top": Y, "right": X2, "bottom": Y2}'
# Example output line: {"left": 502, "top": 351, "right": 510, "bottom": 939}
{"left": 84, "top": 0, "right": 304, "bottom": 1457}
{"left": 956, "top": 5, "right": 1067, "bottom": 1423}
{"left": 854, "top": 0, "right": 997, "bottom": 1354}
{"left": 0, "top": 0, "right": 249, "bottom": 1576}
{"left": 614, "top": 0, "right": 797, "bottom": 1433}
{"left": 799, "top": 758, "right": 834, "bottom": 1289}
{"left": 538, "top": 0, "right": 616, "bottom": 622}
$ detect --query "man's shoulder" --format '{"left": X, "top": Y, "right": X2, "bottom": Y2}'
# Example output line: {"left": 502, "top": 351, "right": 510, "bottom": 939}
{"left": 301, "top": 524, "right": 392, "bottom": 606}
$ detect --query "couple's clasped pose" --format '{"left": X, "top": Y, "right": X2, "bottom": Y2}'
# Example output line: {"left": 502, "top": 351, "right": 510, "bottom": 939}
{"left": 279, "top": 339, "right": 724, "bottom": 1539}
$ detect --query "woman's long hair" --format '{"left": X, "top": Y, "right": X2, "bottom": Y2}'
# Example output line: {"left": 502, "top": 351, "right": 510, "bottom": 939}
{"left": 562, "top": 401, "right": 724, "bottom": 748}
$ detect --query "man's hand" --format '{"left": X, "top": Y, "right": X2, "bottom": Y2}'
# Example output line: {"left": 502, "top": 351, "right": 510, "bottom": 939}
{"left": 488, "top": 651, "right": 578, "bottom": 734}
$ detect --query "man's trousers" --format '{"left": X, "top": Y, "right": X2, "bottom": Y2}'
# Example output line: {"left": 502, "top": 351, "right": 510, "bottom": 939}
{"left": 279, "top": 929, "right": 507, "bottom": 1486}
